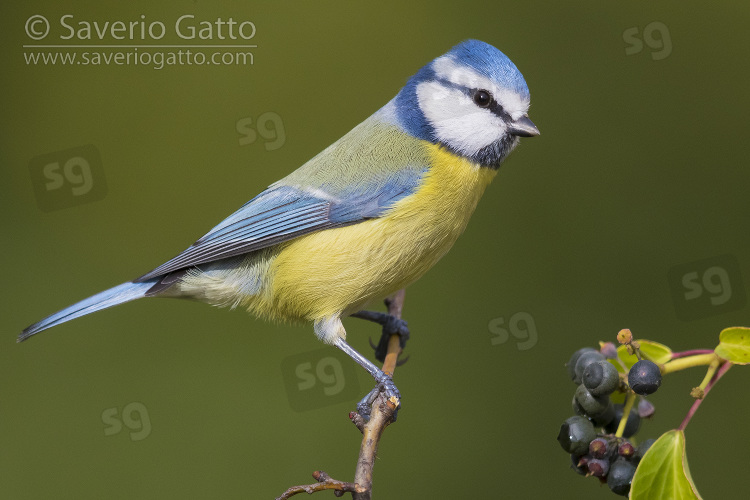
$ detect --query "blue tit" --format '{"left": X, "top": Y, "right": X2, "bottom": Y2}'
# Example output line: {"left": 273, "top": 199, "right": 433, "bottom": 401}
{"left": 20, "top": 39, "right": 539, "bottom": 404}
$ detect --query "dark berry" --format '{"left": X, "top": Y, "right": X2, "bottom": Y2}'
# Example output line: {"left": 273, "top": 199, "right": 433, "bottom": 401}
{"left": 571, "top": 454, "right": 588, "bottom": 476}
{"left": 571, "top": 395, "right": 587, "bottom": 417}
{"left": 628, "top": 360, "right": 662, "bottom": 395}
{"left": 557, "top": 416, "right": 596, "bottom": 455}
{"left": 574, "top": 351, "right": 606, "bottom": 385}
{"left": 587, "top": 458, "right": 610, "bottom": 478}
{"left": 583, "top": 360, "right": 620, "bottom": 396}
{"left": 600, "top": 342, "right": 618, "bottom": 359}
{"left": 590, "top": 402, "right": 615, "bottom": 428}
{"left": 604, "top": 404, "right": 641, "bottom": 438}
{"left": 574, "top": 396, "right": 615, "bottom": 428}
{"left": 589, "top": 437, "right": 609, "bottom": 459}
{"left": 607, "top": 457, "right": 636, "bottom": 496}
{"left": 618, "top": 441, "right": 635, "bottom": 458}
{"left": 634, "top": 438, "right": 656, "bottom": 463}
{"left": 575, "top": 384, "right": 610, "bottom": 417}
{"left": 567, "top": 347, "right": 596, "bottom": 382}
{"left": 637, "top": 398, "right": 655, "bottom": 419}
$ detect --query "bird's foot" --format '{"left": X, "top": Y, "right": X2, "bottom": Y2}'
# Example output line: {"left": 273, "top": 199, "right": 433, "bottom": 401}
{"left": 333, "top": 336, "right": 402, "bottom": 422}
{"left": 356, "top": 372, "right": 401, "bottom": 422}
{"left": 352, "top": 310, "right": 410, "bottom": 362}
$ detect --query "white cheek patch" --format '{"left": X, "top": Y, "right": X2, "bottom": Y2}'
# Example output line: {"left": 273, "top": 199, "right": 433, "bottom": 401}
{"left": 417, "top": 80, "right": 505, "bottom": 156}
{"left": 432, "top": 55, "right": 530, "bottom": 120}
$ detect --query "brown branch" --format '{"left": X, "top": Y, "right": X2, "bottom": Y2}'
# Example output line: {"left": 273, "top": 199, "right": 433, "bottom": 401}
{"left": 275, "top": 290, "right": 406, "bottom": 499}
{"left": 382, "top": 289, "right": 406, "bottom": 376}
{"left": 275, "top": 471, "right": 365, "bottom": 500}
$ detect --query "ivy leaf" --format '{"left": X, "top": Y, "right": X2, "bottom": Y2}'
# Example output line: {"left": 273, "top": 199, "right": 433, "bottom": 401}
{"left": 715, "top": 326, "right": 750, "bottom": 364}
{"left": 630, "top": 429, "right": 701, "bottom": 500}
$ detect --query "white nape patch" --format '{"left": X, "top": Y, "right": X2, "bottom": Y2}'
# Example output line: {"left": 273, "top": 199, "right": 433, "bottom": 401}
{"left": 431, "top": 55, "right": 529, "bottom": 121}
{"left": 417, "top": 80, "right": 504, "bottom": 156}
{"left": 375, "top": 98, "right": 399, "bottom": 124}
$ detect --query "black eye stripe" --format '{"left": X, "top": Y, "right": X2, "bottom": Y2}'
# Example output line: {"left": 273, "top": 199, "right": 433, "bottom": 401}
{"left": 467, "top": 89, "right": 511, "bottom": 122}
{"left": 429, "top": 78, "right": 514, "bottom": 121}
{"left": 471, "top": 88, "right": 513, "bottom": 121}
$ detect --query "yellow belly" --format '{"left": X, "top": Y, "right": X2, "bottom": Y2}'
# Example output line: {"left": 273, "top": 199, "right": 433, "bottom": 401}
{"left": 252, "top": 142, "right": 497, "bottom": 322}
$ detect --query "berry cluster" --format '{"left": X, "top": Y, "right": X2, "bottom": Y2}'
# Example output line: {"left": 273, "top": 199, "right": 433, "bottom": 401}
{"left": 557, "top": 341, "right": 662, "bottom": 496}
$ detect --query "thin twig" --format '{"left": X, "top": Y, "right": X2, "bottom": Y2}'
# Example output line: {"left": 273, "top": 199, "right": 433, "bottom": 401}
{"left": 275, "top": 471, "right": 364, "bottom": 500}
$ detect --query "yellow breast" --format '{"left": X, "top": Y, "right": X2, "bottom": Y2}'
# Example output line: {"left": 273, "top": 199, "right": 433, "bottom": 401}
{"left": 255, "top": 142, "right": 497, "bottom": 323}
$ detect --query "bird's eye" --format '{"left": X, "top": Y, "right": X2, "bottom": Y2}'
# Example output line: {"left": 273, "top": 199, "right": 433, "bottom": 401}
{"left": 473, "top": 89, "right": 492, "bottom": 108}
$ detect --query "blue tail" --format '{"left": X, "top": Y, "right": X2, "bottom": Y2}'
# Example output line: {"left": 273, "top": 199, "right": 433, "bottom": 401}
{"left": 18, "top": 279, "right": 159, "bottom": 342}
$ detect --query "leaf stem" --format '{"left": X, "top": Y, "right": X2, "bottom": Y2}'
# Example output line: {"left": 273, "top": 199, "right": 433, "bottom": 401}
{"left": 678, "top": 360, "right": 733, "bottom": 431}
{"left": 671, "top": 349, "right": 715, "bottom": 359}
{"left": 615, "top": 391, "right": 637, "bottom": 438}
{"left": 697, "top": 358, "right": 721, "bottom": 392}
{"left": 661, "top": 353, "right": 718, "bottom": 375}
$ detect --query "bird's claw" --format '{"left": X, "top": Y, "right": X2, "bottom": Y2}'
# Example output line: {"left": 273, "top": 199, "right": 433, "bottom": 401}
{"left": 384, "top": 316, "right": 410, "bottom": 340}
{"left": 395, "top": 354, "right": 410, "bottom": 367}
{"left": 355, "top": 374, "right": 401, "bottom": 422}
{"left": 374, "top": 316, "right": 410, "bottom": 362}
{"left": 368, "top": 337, "right": 411, "bottom": 366}
{"left": 351, "top": 310, "right": 410, "bottom": 362}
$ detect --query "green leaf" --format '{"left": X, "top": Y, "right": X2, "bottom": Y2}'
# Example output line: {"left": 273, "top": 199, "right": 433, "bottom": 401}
{"left": 612, "top": 340, "right": 673, "bottom": 372}
{"left": 715, "top": 326, "right": 750, "bottom": 364}
{"left": 631, "top": 429, "right": 701, "bottom": 500}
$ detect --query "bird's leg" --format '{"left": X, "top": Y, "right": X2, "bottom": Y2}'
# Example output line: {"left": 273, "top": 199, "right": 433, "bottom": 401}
{"left": 350, "top": 310, "right": 410, "bottom": 362}
{"left": 333, "top": 337, "right": 400, "bottom": 421}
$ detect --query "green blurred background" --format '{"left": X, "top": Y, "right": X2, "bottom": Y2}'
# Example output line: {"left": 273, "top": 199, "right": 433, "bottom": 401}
{"left": 2, "top": 1, "right": 749, "bottom": 498}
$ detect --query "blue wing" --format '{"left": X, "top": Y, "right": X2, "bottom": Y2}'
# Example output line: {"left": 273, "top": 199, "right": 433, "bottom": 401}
{"left": 135, "top": 173, "right": 425, "bottom": 283}
{"left": 136, "top": 106, "right": 431, "bottom": 285}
